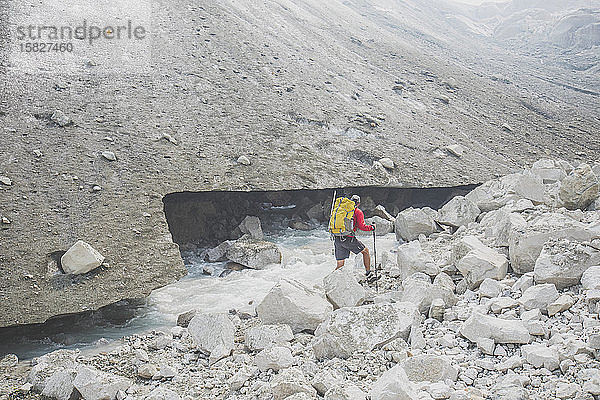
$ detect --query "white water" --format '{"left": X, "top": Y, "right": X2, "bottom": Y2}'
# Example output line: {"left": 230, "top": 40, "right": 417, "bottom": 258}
{"left": 4, "top": 227, "right": 399, "bottom": 359}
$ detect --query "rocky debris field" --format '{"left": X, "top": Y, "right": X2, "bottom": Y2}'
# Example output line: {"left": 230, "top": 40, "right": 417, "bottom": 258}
{"left": 2, "top": 158, "right": 600, "bottom": 400}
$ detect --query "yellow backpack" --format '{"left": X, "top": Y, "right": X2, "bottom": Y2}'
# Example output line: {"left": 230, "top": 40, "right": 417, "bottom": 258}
{"left": 328, "top": 197, "right": 356, "bottom": 236}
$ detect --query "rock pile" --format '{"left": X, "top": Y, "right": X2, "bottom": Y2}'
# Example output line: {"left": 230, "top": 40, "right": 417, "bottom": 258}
{"left": 4, "top": 159, "right": 600, "bottom": 400}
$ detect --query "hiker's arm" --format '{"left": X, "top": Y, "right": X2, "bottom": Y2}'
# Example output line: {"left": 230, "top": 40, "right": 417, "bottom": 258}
{"left": 354, "top": 209, "right": 374, "bottom": 231}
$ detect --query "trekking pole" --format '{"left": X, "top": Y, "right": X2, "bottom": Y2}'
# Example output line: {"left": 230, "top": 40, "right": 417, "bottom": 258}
{"left": 373, "top": 228, "right": 378, "bottom": 293}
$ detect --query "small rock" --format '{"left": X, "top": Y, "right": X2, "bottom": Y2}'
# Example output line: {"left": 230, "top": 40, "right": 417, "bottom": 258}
{"left": 60, "top": 240, "right": 105, "bottom": 275}
{"left": 1, "top": 216, "right": 10, "bottom": 224}
{"left": 254, "top": 346, "right": 295, "bottom": 372}
{"left": 237, "top": 155, "right": 251, "bottom": 165}
{"left": 51, "top": 110, "right": 71, "bottom": 127}
{"left": 0, "top": 176, "right": 12, "bottom": 186}
{"left": 379, "top": 158, "right": 395, "bottom": 169}
{"left": 446, "top": 144, "right": 465, "bottom": 157}
{"left": 101, "top": 151, "right": 117, "bottom": 161}
{"left": 92, "top": 185, "right": 102, "bottom": 192}
{"left": 137, "top": 364, "right": 157, "bottom": 379}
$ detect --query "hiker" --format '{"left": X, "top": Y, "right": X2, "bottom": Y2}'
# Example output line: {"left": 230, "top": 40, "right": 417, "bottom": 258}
{"left": 329, "top": 194, "right": 375, "bottom": 276}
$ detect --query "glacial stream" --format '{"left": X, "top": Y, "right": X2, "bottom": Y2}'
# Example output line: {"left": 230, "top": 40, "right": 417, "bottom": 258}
{"left": 1, "top": 227, "right": 399, "bottom": 360}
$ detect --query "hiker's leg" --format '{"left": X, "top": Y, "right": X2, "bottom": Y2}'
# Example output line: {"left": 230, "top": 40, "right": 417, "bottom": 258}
{"left": 336, "top": 259, "right": 345, "bottom": 269}
{"left": 361, "top": 247, "right": 370, "bottom": 271}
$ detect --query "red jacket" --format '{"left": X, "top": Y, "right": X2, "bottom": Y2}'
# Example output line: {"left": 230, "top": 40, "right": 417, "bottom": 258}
{"left": 353, "top": 208, "right": 374, "bottom": 232}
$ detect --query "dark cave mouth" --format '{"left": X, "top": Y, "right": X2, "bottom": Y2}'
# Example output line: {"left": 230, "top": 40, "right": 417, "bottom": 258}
{"left": 162, "top": 184, "right": 479, "bottom": 248}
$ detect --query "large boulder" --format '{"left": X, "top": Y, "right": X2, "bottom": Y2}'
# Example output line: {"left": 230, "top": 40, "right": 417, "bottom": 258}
{"left": 437, "top": 196, "right": 481, "bottom": 227}
{"left": 530, "top": 159, "right": 571, "bottom": 184}
{"left": 508, "top": 213, "right": 592, "bottom": 274}
{"left": 72, "top": 366, "right": 132, "bottom": 400}
{"left": 519, "top": 284, "right": 559, "bottom": 312}
{"left": 460, "top": 312, "right": 530, "bottom": 344}
{"left": 559, "top": 163, "right": 599, "bottom": 210}
{"left": 323, "top": 267, "right": 366, "bottom": 309}
{"left": 395, "top": 207, "right": 438, "bottom": 242}
{"left": 480, "top": 210, "right": 527, "bottom": 247}
{"left": 465, "top": 173, "right": 545, "bottom": 212}
{"left": 270, "top": 367, "right": 316, "bottom": 400}
{"left": 312, "top": 302, "right": 419, "bottom": 359}
{"left": 401, "top": 355, "right": 458, "bottom": 382}
{"left": 188, "top": 313, "right": 235, "bottom": 364}
{"left": 520, "top": 344, "right": 560, "bottom": 370}
{"left": 368, "top": 364, "right": 418, "bottom": 400}
{"left": 324, "top": 382, "right": 366, "bottom": 400}
{"left": 453, "top": 236, "right": 508, "bottom": 289}
{"left": 60, "top": 240, "right": 105, "bottom": 275}
{"left": 244, "top": 324, "right": 294, "bottom": 351}
{"left": 396, "top": 241, "right": 438, "bottom": 279}
{"left": 41, "top": 370, "right": 76, "bottom": 400}
{"left": 400, "top": 275, "right": 457, "bottom": 314}
{"left": 360, "top": 216, "right": 394, "bottom": 236}
{"left": 27, "top": 349, "right": 80, "bottom": 392}
{"left": 238, "top": 215, "right": 264, "bottom": 240}
{"left": 206, "top": 240, "right": 235, "bottom": 262}
{"left": 533, "top": 238, "right": 600, "bottom": 289}
{"left": 226, "top": 238, "right": 282, "bottom": 269}
{"left": 257, "top": 279, "right": 333, "bottom": 333}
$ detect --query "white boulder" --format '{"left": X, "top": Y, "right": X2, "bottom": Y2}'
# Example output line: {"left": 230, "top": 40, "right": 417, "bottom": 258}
{"left": 312, "top": 302, "right": 419, "bottom": 359}
{"left": 521, "top": 344, "right": 560, "bottom": 370}
{"left": 519, "top": 284, "right": 559, "bottom": 312}
{"left": 41, "top": 370, "right": 76, "bottom": 400}
{"left": 460, "top": 312, "right": 530, "bottom": 344}
{"left": 368, "top": 364, "right": 418, "bottom": 400}
{"left": 479, "top": 278, "right": 504, "bottom": 298}
{"left": 60, "top": 240, "right": 105, "bottom": 275}
{"left": 361, "top": 216, "right": 394, "bottom": 236}
{"left": 188, "top": 313, "right": 235, "bottom": 364}
{"left": 530, "top": 159, "right": 570, "bottom": 183}
{"left": 244, "top": 324, "right": 294, "bottom": 351}
{"left": 454, "top": 236, "right": 508, "bottom": 289}
{"left": 226, "top": 238, "right": 282, "bottom": 269}
{"left": 547, "top": 294, "right": 575, "bottom": 316}
{"left": 257, "top": 279, "right": 332, "bottom": 333}
{"left": 438, "top": 196, "right": 480, "bottom": 227}
{"left": 396, "top": 241, "right": 438, "bottom": 279}
{"left": 534, "top": 238, "right": 600, "bottom": 289}
{"left": 582, "top": 266, "right": 600, "bottom": 290}
{"left": 324, "top": 382, "right": 367, "bottom": 400}
{"left": 401, "top": 275, "right": 457, "bottom": 314}
{"left": 270, "top": 367, "right": 316, "bottom": 400}
{"left": 254, "top": 346, "right": 295, "bottom": 372}
{"left": 323, "top": 267, "right": 366, "bottom": 309}
{"left": 72, "top": 366, "right": 131, "bottom": 400}
{"left": 312, "top": 369, "right": 346, "bottom": 396}
{"left": 559, "top": 163, "right": 599, "bottom": 210}
{"left": 395, "top": 207, "right": 438, "bottom": 242}
{"left": 465, "top": 173, "right": 545, "bottom": 212}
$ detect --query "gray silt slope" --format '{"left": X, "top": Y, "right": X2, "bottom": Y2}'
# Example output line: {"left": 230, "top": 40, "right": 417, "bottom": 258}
{"left": 0, "top": 0, "right": 598, "bottom": 327}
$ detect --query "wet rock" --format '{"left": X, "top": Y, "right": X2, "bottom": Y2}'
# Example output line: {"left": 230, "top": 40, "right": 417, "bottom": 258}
{"left": 257, "top": 278, "right": 333, "bottom": 333}
{"left": 312, "top": 302, "right": 419, "bottom": 359}
{"left": 206, "top": 240, "right": 234, "bottom": 262}
{"left": 581, "top": 266, "right": 600, "bottom": 290}
{"left": 559, "top": 163, "right": 599, "bottom": 210}
{"left": 395, "top": 207, "right": 439, "bottom": 242}
{"left": 368, "top": 364, "right": 418, "bottom": 400}
{"left": 255, "top": 346, "right": 295, "bottom": 372}
{"left": 238, "top": 216, "right": 264, "bottom": 240}
{"left": 454, "top": 236, "right": 508, "bottom": 289}
{"left": 396, "top": 241, "right": 438, "bottom": 279}
{"left": 534, "top": 238, "right": 600, "bottom": 289}
{"left": 519, "top": 283, "right": 559, "bottom": 312}
{"left": 73, "top": 366, "right": 132, "bottom": 400}
{"left": 188, "top": 312, "right": 235, "bottom": 364}
{"left": 101, "top": 151, "right": 117, "bottom": 161}
{"left": 460, "top": 312, "right": 530, "bottom": 344}
{"left": 270, "top": 367, "right": 316, "bottom": 400}
{"left": 401, "top": 354, "right": 458, "bottom": 382}
{"left": 508, "top": 212, "right": 591, "bottom": 274}
{"left": 245, "top": 324, "right": 294, "bottom": 351}
{"left": 521, "top": 344, "right": 560, "bottom": 370}
{"left": 226, "top": 238, "right": 282, "bottom": 269}
{"left": 60, "top": 240, "right": 105, "bottom": 275}
{"left": 323, "top": 267, "right": 366, "bottom": 309}
{"left": 438, "top": 196, "right": 480, "bottom": 227}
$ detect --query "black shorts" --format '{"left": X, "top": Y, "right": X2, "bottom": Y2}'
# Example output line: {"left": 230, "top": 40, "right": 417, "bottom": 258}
{"left": 333, "top": 235, "right": 366, "bottom": 260}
